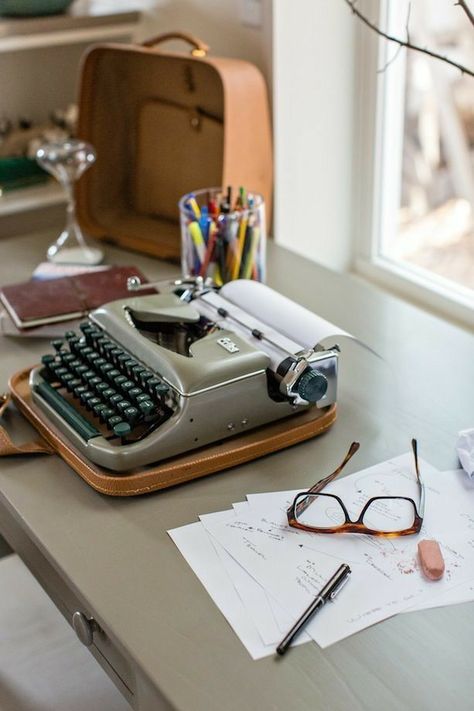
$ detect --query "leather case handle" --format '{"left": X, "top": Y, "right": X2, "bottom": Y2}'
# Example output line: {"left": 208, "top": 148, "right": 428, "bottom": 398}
{"left": 0, "top": 393, "right": 54, "bottom": 457}
{"left": 141, "top": 31, "right": 210, "bottom": 57}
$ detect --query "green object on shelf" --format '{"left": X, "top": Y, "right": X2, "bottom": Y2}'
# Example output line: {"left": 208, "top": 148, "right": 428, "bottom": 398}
{"left": 0, "top": 0, "right": 73, "bottom": 17}
{"left": 0, "top": 157, "right": 48, "bottom": 191}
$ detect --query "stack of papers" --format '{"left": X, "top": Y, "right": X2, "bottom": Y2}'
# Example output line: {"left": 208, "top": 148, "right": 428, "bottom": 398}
{"left": 168, "top": 454, "right": 474, "bottom": 659}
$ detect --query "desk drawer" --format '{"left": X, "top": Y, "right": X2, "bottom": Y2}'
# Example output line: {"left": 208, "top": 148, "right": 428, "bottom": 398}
{"left": 0, "top": 510, "right": 135, "bottom": 705}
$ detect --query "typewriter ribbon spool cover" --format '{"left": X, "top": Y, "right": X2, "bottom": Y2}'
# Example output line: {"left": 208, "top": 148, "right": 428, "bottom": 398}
{"left": 5, "top": 281, "right": 347, "bottom": 495}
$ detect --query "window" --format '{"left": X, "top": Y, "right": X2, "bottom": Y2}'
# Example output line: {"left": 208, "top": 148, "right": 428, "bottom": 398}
{"left": 355, "top": 0, "right": 474, "bottom": 327}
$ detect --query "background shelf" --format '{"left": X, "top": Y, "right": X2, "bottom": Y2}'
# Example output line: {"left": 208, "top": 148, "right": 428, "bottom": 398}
{"left": 0, "top": 181, "right": 66, "bottom": 217}
{"left": 0, "top": 1, "right": 140, "bottom": 51}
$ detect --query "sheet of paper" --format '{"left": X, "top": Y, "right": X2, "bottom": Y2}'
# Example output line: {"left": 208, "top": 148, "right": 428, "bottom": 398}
{"left": 168, "top": 521, "right": 279, "bottom": 659}
{"left": 201, "top": 508, "right": 310, "bottom": 646}
{"left": 220, "top": 279, "right": 350, "bottom": 349}
{"left": 201, "top": 509, "right": 281, "bottom": 646}
{"left": 401, "top": 469, "right": 474, "bottom": 610}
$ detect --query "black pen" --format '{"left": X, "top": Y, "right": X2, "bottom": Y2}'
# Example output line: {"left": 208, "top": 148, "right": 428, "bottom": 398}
{"left": 276, "top": 563, "right": 351, "bottom": 656}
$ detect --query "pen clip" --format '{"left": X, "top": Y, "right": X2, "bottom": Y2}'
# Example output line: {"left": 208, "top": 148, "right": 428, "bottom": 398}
{"left": 329, "top": 572, "right": 350, "bottom": 600}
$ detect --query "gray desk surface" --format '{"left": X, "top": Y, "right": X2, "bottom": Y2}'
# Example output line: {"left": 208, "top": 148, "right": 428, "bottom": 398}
{"left": 1, "top": 230, "right": 473, "bottom": 711}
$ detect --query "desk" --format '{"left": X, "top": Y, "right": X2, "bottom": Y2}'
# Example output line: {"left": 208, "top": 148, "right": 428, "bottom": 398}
{"left": 1, "top": 230, "right": 473, "bottom": 711}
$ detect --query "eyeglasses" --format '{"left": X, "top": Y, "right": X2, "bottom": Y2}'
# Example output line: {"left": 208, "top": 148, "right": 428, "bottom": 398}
{"left": 287, "top": 440, "right": 425, "bottom": 537}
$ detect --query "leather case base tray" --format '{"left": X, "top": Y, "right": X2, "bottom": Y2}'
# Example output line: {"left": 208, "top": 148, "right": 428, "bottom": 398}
{"left": 9, "top": 367, "right": 337, "bottom": 497}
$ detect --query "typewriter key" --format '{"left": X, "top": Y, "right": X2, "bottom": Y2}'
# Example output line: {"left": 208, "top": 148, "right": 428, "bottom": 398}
{"left": 131, "top": 365, "right": 146, "bottom": 380}
{"left": 140, "top": 371, "right": 154, "bottom": 383}
{"left": 124, "top": 406, "right": 139, "bottom": 425}
{"left": 51, "top": 339, "right": 64, "bottom": 352}
{"left": 116, "top": 353, "right": 130, "bottom": 367}
{"left": 139, "top": 400, "right": 155, "bottom": 416}
{"left": 155, "top": 383, "right": 169, "bottom": 396}
{"left": 79, "top": 390, "right": 95, "bottom": 406}
{"left": 124, "top": 359, "right": 138, "bottom": 375}
{"left": 107, "top": 414, "right": 123, "bottom": 429}
{"left": 135, "top": 393, "right": 150, "bottom": 404}
{"left": 92, "top": 402, "right": 108, "bottom": 418}
{"left": 61, "top": 373, "right": 75, "bottom": 386}
{"left": 116, "top": 400, "right": 132, "bottom": 414}
{"left": 41, "top": 354, "right": 55, "bottom": 367}
{"left": 113, "top": 421, "right": 131, "bottom": 437}
{"left": 87, "top": 397, "right": 101, "bottom": 411}
{"left": 101, "top": 408, "right": 116, "bottom": 424}
{"left": 99, "top": 363, "right": 114, "bottom": 376}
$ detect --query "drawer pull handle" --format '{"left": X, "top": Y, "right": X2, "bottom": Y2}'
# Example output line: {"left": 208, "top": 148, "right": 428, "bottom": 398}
{"left": 72, "top": 611, "right": 98, "bottom": 647}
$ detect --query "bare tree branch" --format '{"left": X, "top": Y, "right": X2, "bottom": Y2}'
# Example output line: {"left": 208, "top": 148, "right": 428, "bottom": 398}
{"left": 377, "top": 2, "right": 411, "bottom": 73}
{"left": 455, "top": 0, "right": 474, "bottom": 27}
{"left": 343, "top": 0, "right": 474, "bottom": 78}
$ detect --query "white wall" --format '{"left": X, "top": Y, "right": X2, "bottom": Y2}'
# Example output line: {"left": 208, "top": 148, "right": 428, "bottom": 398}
{"left": 273, "top": 0, "right": 358, "bottom": 271}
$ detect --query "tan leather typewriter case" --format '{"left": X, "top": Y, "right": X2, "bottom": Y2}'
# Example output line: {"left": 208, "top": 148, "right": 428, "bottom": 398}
{"left": 3, "top": 371, "right": 336, "bottom": 497}
{"left": 76, "top": 32, "right": 273, "bottom": 260}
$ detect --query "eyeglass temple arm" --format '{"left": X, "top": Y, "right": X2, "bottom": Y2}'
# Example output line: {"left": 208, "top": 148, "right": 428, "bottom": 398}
{"left": 289, "top": 442, "right": 361, "bottom": 519}
{"left": 307, "top": 441, "right": 361, "bottom": 495}
{"left": 411, "top": 438, "right": 426, "bottom": 517}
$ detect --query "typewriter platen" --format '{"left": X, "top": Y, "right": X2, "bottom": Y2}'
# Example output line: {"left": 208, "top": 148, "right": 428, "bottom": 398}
{"left": 30, "top": 279, "right": 339, "bottom": 472}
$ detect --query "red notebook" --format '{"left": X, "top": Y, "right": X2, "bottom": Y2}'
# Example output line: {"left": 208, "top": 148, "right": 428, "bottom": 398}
{"left": 0, "top": 266, "right": 153, "bottom": 329}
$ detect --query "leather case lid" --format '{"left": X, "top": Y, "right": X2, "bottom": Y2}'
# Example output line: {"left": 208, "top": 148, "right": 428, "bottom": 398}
{"left": 76, "top": 36, "right": 273, "bottom": 260}
{"left": 134, "top": 99, "right": 224, "bottom": 220}
{"left": 9, "top": 367, "right": 336, "bottom": 497}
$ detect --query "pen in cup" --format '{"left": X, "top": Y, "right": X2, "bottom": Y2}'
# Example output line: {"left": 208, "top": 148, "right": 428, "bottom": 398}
{"left": 276, "top": 563, "right": 351, "bottom": 656}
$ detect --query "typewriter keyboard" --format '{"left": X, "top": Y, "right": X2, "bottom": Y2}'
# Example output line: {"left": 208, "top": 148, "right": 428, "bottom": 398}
{"left": 35, "top": 322, "right": 173, "bottom": 443}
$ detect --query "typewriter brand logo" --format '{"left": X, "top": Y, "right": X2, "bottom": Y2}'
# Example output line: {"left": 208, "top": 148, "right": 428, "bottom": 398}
{"left": 217, "top": 337, "right": 239, "bottom": 354}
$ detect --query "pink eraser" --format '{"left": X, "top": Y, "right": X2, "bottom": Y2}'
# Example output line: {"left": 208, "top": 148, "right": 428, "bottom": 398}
{"left": 418, "top": 539, "right": 445, "bottom": 580}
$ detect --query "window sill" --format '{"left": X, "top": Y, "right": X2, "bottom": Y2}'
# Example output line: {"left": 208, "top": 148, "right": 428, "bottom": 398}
{"left": 354, "top": 256, "right": 474, "bottom": 331}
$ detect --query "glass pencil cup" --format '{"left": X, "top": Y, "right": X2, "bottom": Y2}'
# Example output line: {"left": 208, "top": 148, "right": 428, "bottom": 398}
{"left": 179, "top": 187, "right": 266, "bottom": 285}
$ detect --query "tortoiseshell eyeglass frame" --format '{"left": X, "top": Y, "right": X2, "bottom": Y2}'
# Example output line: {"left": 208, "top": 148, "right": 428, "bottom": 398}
{"left": 287, "top": 439, "right": 425, "bottom": 538}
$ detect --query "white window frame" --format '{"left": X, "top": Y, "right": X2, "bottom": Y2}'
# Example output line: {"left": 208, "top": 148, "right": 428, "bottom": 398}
{"left": 353, "top": 0, "right": 474, "bottom": 329}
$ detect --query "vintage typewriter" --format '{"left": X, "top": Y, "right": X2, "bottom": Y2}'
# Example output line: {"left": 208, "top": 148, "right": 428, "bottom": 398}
{"left": 31, "top": 279, "right": 339, "bottom": 472}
